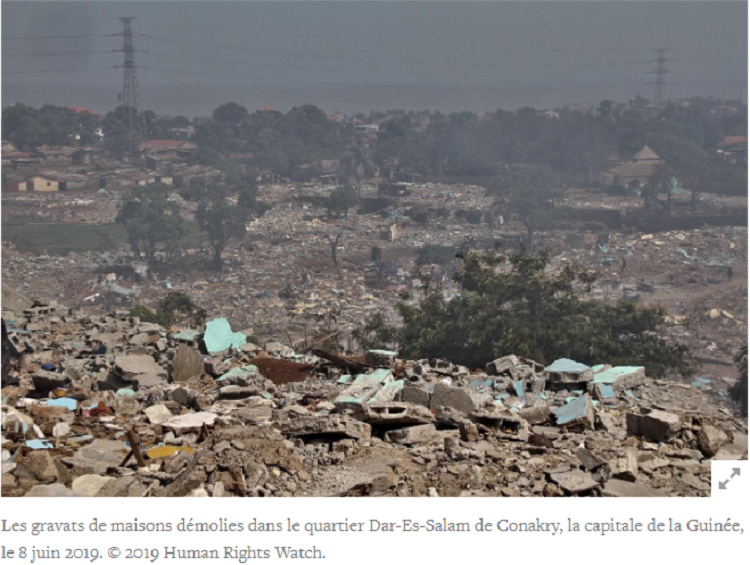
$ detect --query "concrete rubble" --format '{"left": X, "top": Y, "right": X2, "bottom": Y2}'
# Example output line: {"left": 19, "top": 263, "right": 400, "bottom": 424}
{"left": 1, "top": 298, "right": 747, "bottom": 498}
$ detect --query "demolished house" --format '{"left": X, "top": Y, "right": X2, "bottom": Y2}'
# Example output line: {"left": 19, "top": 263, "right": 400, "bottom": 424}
{"left": 1, "top": 295, "right": 745, "bottom": 498}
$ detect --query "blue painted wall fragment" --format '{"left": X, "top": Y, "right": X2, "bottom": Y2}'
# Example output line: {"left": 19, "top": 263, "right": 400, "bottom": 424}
{"left": 553, "top": 394, "right": 590, "bottom": 425}
{"left": 26, "top": 439, "right": 54, "bottom": 450}
{"left": 546, "top": 358, "right": 589, "bottom": 373}
{"left": 47, "top": 398, "right": 77, "bottom": 411}
{"left": 203, "top": 318, "right": 246, "bottom": 354}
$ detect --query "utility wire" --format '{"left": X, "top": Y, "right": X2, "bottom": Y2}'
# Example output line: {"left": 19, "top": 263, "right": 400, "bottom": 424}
{"left": 2, "top": 66, "right": 119, "bottom": 75}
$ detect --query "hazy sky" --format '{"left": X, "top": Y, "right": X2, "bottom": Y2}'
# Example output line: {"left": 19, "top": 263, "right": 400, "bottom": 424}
{"left": 1, "top": 1, "right": 747, "bottom": 117}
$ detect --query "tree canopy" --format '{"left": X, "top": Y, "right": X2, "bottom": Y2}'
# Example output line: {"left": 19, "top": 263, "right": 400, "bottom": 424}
{"left": 115, "top": 183, "right": 187, "bottom": 263}
{"left": 181, "top": 176, "right": 270, "bottom": 270}
{"left": 389, "top": 250, "right": 692, "bottom": 377}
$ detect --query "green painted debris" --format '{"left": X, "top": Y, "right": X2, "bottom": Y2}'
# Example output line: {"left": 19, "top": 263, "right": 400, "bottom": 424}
{"left": 203, "top": 318, "right": 246, "bottom": 354}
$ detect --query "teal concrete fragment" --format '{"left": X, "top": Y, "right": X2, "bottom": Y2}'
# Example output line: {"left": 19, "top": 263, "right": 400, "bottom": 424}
{"left": 369, "top": 379, "right": 404, "bottom": 404}
{"left": 337, "top": 375, "right": 353, "bottom": 385}
{"left": 26, "top": 439, "right": 54, "bottom": 449}
{"left": 117, "top": 388, "right": 136, "bottom": 397}
{"left": 592, "top": 366, "right": 644, "bottom": 384}
{"left": 592, "top": 364, "right": 606, "bottom": 373}
{"left": 355, "top": 368, "right": 392, "bottom": 384}
{"left": 368, "top": 349, "right": 397, "bottom": 356}
{"left": 260, "top": 392, "right": 274, "bottom": 400}
{"left": 598, "top": 384, "right": 615, "bottom": 399}
{"left": 546, "top": 358, "right": 589, "bottom": 373}
{"left": 203, "top": 318, "right": 246, "bottom": 354}
{"left": 217, "top": 365, "right": 258, "bottom": 382}
{"left": 47, "top": 398, "right": 77, "bottom": 411}
{"left": 698, "top": 377, "right": 711, "bottom": 384}
{"left": 553, "top": 394, "right": 590, "bottom": 425}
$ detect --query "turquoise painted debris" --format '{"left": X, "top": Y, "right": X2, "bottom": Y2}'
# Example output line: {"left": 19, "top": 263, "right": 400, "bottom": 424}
{"left": 553, "top": 394, "right": 591, "bottom": 426}
{"left": 216, "top": 365, "right": 258, "bottom": 382}
{"left": 203, "top": 318, "right": 246, "bottom": 354}
{"left": 26, "top": 439, "right": 54, "bottom": 450}
{"left": 47, "top": 398, "right": 77, "bottom": 411}
{"left": 546, "top": 358, "right": 589, "bottom": 373}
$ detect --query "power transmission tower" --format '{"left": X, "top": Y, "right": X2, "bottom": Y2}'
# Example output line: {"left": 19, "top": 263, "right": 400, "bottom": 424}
{"left": 649, "top": 48, "right": 670, "bottom": 105}
{"left": 119, "top": 17, "right": 144, "bottom": 157}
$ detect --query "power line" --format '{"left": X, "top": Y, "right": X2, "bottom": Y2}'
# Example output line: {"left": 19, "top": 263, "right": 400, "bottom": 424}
{"left": 140, "top": 64, "right": 652, "bottom": 93}
{"left": 2, "top": 50, "right": 122, "bottom": 58}
{"left": 137, "top": 33, "right": 648, "bottom": 71}
{"left": 1, "top": 66, "right": 119, "bottom": 75}
{"left": 2, "top": 33, "right": 120, "bottom": 39}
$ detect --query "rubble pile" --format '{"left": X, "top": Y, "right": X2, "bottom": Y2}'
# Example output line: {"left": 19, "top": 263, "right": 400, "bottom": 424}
{"left": 2, "top": 298, "right": 746, "bottom": 498}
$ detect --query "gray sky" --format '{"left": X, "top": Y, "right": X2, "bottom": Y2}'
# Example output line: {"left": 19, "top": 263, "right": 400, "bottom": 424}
{"left": 2, "top": 1, "right": 747, "bottom": 117}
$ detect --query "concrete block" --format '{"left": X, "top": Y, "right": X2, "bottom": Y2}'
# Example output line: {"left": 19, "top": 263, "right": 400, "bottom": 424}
{"left": 626, "top": 410, "right": 681, "bottom": 442}
{"left": 429, "top": 383, "right": 477, "bottom": 414}
{"left": 602, "top": 479, "right": 668, "bottom": 497}
{"left": 384, "top": 423, "right": 439, "bottom": 445}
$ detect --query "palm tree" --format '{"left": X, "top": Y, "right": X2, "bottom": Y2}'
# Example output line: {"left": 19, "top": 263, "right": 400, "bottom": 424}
{"left": 342, "top": 136, "right": 378, "bottom": 196}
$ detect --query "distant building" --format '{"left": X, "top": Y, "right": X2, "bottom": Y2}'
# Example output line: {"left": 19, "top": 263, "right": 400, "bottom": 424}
{"left": 72, "top": 148, "right": 106, "bottom": 166}
{"left": 3, "top": 173, "right": 61, "bottom": 193}
{"left": 600, "top": 145, "right": 663, "bottom": 187}
{"left": 718, "top": 135, "right": 748, "bottom": 164}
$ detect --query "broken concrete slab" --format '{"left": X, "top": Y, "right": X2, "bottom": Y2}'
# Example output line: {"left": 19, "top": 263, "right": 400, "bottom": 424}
{"left": 62, "top": 439, "right": 129, "bottom": 475}
{"left": 24, "top": 483, "right": 86, "bottom": 497}
{"left": 280, "top": 414, "right": 371, "bottom": 442}
{"left": 144, "top": 404, "right": 173, "bottom": 425}
{"left": 114, "top": 355, "right": 166, "bottom": 383}
{"left": 552, "top": 393, "right": 595, "bottom": 430}
{"left": 545, "top": 358, "right": 593, "bottom": 391}
{"left": 486, "top": 355, "right": 520, "bottom": 376}
{"left": 602, "top": 479, "right": 668, "bottom": 497}
{"left": 163, "top": 412, "right": 217, "bottom": 430}
{"left": 429, "top": 383, "right": 477, "bottom": 414}
{"left": 172, "top": 345, "right": 204, "bottom": 382}
{"left": 609, "top": 450, "right": 638, "bottom": 482}
{"left": 71, "top": 474, "right": 115, "bottom": 496}
{"left": 360, "top": 403, "right": 434, "bottom": 427}
{"left": 401, "top": 384, "right": 430, "bottom": 407}
{"left": 697, "top": 425, "right": 729, "bottom": 458}
{"left": 588, "top": 366, "right": 646, "bottom": 396}
{"left": 32, "top": 370, "right": 69, "bottom": 392}
{"left": 334, "top": 369, "right": 393, "bottom": 410}
{"left": 626, "top": 410, "right": 682, "bottom": 442}
{"left": 384, "top": 423, "right": 439, "bottom": 445}
{"left": 549, "top": 470, "right": 599, "bottom": 494}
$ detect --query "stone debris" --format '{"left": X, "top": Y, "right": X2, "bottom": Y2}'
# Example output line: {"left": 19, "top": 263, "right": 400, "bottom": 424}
{"left": 1, "top": 300, "right": 746, "bottom": 498}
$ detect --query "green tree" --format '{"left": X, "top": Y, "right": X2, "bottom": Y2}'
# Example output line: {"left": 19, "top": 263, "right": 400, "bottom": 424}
{"left": 489, "top": 164, "right": 558, "bottom": 248}
{"left": 115, "top": 183, "right": 187, "bottom": 263}
{"left": 352, "top": 312, "right": 400, "bottom": 352}
{"left": 327, "top": 184, "right": 360, "bottom": 219}
{"left": 181, "top": 177, "right": 269, "bottom": 270}
{"left": 213, "top": 102, "right": 249, "bottom": 125}
{"left": 393, "top": 250, "right": 692, "bottom": 377}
